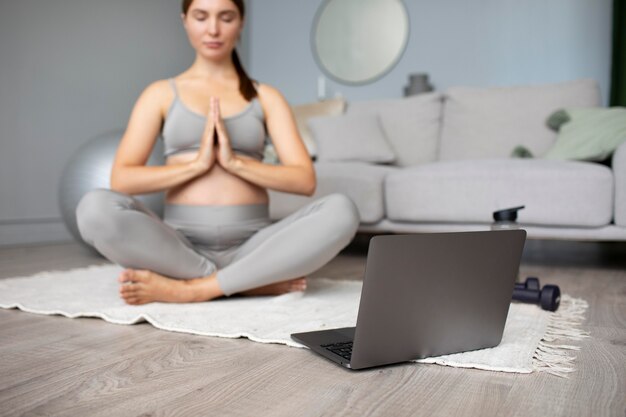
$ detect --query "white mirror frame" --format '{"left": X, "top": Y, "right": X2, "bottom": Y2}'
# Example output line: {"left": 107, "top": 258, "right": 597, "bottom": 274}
{"left": 311, "top": 0, "right": 410, "bottom": 85}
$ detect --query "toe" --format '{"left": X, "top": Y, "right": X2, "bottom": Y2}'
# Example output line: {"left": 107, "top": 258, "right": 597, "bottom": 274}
{"left": 126, "top": 294, "right": 148, "bottom": 305}
{"left": 119, "top": 269, "right": 135, "bottom": 283}
{"left": 124, "top": 297, "right": 138, "bottom": 305}
{"left": 295, "top": 278, "right": 307, "bottom": 289}
{"left": 120, "top": 284, "right": 142, "bottom": 299}
{"left": 131, "top": 270, "right": 152, "bottom": 283}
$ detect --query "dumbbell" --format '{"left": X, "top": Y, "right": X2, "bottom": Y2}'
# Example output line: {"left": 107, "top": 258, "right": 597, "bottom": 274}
{"left": 512, "top": 277, "right": 561, "bottom": 311}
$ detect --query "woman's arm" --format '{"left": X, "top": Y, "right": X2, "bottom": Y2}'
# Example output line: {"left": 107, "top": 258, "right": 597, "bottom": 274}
{"left": 110, "top": 81, "right": 212, "bottom": 195}
{"left": 221, "top": 84, "right": 316, "bottom": 196}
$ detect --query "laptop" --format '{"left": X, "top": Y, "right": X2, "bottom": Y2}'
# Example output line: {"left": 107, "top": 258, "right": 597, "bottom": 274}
{"left": 291, "top": 230, "right": 526, "bottom": 370}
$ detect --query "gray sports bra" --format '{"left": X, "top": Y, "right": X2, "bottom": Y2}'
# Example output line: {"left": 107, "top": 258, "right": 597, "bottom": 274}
{"left": 161, "top": 78, "right": 268, "bottom": 159}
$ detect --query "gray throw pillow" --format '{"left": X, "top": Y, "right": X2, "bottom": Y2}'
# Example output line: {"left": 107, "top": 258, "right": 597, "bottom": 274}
{"left": 307, "top": 113, "right": 396, "bottom": 164}
{"left": 291, "top": 98, "right": 346, "bottom": 158}
{"left": 347, "top": 92, "right": 443, "bottom": 166}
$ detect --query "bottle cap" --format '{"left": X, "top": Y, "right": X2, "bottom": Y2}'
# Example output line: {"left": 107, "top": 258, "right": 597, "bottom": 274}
{"left": 493, "top": 206, "right": 525, "bottom": 222}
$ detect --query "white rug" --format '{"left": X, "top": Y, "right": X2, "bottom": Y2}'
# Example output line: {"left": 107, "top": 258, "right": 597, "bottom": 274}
{"left": 0, "top": 264, "right": 589, "bottom": 377}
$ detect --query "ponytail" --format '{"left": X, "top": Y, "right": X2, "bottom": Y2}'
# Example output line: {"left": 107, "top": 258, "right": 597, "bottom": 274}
{"left": 232, "top": 48, "right": 257, "bottom": 101}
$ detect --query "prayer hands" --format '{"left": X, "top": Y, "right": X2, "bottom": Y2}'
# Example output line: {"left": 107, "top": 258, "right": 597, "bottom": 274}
{"left": 193, "top": 99, "right": 218, "bottom": 173}
{"left": 213, "top": 97, "right": 239, "bottom": 171}
{"left": 192, "top": 97, "right": 239, "bottom": 174}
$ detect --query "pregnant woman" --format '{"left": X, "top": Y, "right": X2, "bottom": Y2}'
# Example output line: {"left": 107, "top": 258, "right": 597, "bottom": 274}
{"left": 76, "top": 0, "right": 359, "bottom": 305}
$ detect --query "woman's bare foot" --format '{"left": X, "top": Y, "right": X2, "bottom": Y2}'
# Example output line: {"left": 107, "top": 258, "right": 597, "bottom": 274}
{"left": 239, "top": 277, "right": 307, "bottom": 297}
{"left": 118, "top": 269, "right": 222, "bottom": 305}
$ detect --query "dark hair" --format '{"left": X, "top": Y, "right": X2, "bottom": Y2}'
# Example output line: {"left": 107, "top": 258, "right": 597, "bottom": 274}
{"left": 182, "top": 0, "right": 257, "bottom": 101}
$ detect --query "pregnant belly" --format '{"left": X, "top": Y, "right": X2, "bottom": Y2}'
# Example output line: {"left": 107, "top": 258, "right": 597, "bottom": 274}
{"left": 165, "top": 152, "right": 269, "bottom": 206}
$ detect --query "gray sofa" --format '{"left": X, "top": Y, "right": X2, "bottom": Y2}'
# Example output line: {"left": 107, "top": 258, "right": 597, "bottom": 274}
{"left": 269, "top": 79, "right": 626, "bottom": 241}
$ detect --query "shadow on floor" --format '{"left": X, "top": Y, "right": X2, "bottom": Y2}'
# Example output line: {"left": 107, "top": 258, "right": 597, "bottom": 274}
{"left": 342, "top": 232, "right": 626, "bottom": 270}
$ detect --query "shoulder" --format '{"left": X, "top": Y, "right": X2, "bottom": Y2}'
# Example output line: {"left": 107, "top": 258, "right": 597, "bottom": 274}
{"left": 136, "top": 79, "right": 174, "bottom": 118}
{"left": 255, "top": 83, "right": 290, "bottom": 117}
{"left": 143, "top": 79, "right": 174, "bottom": 101}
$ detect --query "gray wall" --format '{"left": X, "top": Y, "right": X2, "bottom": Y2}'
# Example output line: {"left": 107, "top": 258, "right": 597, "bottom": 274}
{"left": 0, "top": 0, "right": 196, "bottom": 246}
{"left": 248, "top": 0, "right": 613, "bottom": 105}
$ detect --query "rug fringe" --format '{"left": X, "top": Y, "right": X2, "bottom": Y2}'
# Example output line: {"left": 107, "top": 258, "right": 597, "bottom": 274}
{"left": 532, "top": 294, "right": 589, "bottom": 378}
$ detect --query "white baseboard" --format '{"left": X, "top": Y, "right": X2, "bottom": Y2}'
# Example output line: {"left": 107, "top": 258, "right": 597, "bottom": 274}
{"left": 0, "top": 219, "right": 73, "bottom": 247}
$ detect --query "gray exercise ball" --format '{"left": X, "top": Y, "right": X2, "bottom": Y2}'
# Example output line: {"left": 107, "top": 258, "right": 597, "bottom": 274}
{"left": 58, "top": 129, "right": 165, "bottom": 250}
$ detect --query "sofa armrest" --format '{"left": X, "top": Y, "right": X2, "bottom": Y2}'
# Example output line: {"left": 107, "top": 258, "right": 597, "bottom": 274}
{"left": 613, "top": 141, "right": 626, "bottom": 226}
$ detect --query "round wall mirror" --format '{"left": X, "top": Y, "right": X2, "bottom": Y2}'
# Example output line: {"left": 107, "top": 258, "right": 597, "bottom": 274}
{"left": 312, "top": 0, "right": 410, "bottom": 85}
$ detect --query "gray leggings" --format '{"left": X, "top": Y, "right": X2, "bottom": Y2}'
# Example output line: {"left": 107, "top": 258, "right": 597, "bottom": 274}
{"left": 76, "top": 189, "right": 360, "bottom": 296}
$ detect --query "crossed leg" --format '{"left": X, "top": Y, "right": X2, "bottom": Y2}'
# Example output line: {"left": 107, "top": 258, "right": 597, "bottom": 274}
{"left": 77, "top": 190, "right": 359, "bottom": 304}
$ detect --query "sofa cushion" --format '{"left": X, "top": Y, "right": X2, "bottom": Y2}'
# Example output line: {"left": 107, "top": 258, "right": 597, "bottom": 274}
{"left": 385, "top": 159, "right": 613, "bottom": 227}
{"left": 347, "top": 92, "right": 443, "bottom": 167}
{"left": 292, "top": 98, "right": 346, "bottom": 158}
{"left": 308, "top": 113, "right": 396, "bottom": 164}
{"left": 439, "top": 79, "right": 601, "bottom": 161}
{"left": 269, "top": 161, "right": 399, "bottom": 223}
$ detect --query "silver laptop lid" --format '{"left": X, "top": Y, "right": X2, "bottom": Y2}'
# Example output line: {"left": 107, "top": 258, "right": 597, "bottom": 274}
{"left": 349, "top": 230, "right": 526, "bottom": 370}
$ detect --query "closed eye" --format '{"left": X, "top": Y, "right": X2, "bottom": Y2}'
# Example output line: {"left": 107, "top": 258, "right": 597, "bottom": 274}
{"left": 220, "top": 11, "right": 237, "bottom": 22}
{"left": 190, "top": 10, "right": 238, "bottom": 22}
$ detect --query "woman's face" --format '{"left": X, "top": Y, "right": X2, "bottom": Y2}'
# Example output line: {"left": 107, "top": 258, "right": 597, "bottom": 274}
{"left": 181, "top": 0, "right": 243, "bottom": 60}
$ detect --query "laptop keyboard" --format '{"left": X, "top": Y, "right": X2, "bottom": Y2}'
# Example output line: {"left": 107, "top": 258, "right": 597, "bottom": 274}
{"left": 322, "top": 341, "right": 353, "bottom": 360}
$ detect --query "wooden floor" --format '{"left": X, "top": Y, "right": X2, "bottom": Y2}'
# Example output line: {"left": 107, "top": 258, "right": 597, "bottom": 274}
{"left": 1, "top": 236, "right": 625, "bottom": 417}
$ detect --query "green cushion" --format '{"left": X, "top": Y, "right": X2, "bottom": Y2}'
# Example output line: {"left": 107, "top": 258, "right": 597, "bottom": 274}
{"left": 542, "top": 107, "right": 626, "bottom": 161}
